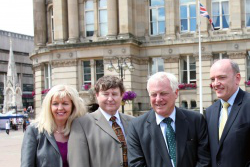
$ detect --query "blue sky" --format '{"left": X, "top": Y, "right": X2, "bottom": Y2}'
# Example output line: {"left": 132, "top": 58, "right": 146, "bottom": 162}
{"left": 0, "top": 0, "right": 34, "bottom": 36}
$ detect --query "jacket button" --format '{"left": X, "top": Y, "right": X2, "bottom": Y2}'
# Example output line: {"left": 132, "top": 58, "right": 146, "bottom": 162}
{"left": 217, "top": 162, "right": 221, "bottom": 166}
{"left": 120, "top": 162, "right": 123, "bottom": 166}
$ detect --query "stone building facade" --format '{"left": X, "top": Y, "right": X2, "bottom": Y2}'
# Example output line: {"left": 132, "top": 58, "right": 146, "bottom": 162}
{"left": 0, "top": 30, "right": 34, "bottom": 112}
{"left": 31, "top": 0, "right": 250, "bottom": 115}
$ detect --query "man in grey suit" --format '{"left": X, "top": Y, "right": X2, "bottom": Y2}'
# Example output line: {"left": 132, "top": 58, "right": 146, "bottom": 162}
{"left": 68, "top": 75, "right": 133, "bottom": 167}
{"left": 127, "top": 72, "right": 210, "bottom": 167}
{"left": 206, "top": 59, "right": 250, "bottom": 167}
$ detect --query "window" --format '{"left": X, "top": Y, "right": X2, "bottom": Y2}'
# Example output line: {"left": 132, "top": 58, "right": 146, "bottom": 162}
{"left": 213, "top": 53, "right": 228, "bottom": 62}
{"left": 246, "top": 0, "right": 250, "bottom": 27}
{"left": 23, "top": 84, "right": 34, "bottom": 92}
{"left": 212, "top": 0, "right": 229, "bottom": 29}
{"left": 44, "top": 64, "right": 52, "bottom": 89}
{"left": 50, "top": 7, "right": 54, "bottom": 42}
{"left": 83, "top": 61, "right": 91, "bottom": 85}
{"left": 82, "top": 60, "right": 104, "bottom": 91}
{"left": 180, "top": 56, "right": 196, "bottom": 83}
{"left": 149, "top": 0, "right": 165, "bottom": 35}
{"left": 149, "top": 57, "right": 164, "bottom": 75}
{"left": 95, "top": 60, "right": 104, "bottom": 80}
{"left": 247, "top": 51, "right": 250, "bottom": 81}
{"left": 180, "top": 0, "right": 196, "bottom": 32}
{"left": 99, "top": 0, "right": 107, "bottom": 36}
{"left": 85, "top": 0, "right": 94, "bottom": 37}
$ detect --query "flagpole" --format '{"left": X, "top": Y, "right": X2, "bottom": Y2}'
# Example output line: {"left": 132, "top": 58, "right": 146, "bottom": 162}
{"left": 198, "top": 0, "right": 203, "bottom": 114}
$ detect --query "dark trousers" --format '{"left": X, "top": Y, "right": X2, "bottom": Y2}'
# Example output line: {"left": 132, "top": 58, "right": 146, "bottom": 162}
{"left": 6, "top": 129, "right": 9, "bottom": 135}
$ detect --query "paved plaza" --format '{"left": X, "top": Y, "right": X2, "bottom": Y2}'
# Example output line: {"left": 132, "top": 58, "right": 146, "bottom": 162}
{"left": 0, "top": 129, "right": 24, "bottom": 167}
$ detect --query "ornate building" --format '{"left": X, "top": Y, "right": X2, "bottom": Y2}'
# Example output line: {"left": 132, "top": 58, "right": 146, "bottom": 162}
{"left": 0, "top": 30, "right": 34, "bottom": 113}
{"left": 31, "top": 0, "right": 250, "bottom": 115}
{"left": 2, "top": 41, "right": 23, "bottom": 113}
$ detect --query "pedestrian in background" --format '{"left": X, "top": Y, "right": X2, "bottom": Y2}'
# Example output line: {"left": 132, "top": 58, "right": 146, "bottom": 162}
{"left": 5, "top": 121, "right": 10, "bottom": 135}
{"left": 22, "top": 120, "right": 27, "bottom": 132}
{"left": 21, "top": 85, "right": 86, "bottom": 167}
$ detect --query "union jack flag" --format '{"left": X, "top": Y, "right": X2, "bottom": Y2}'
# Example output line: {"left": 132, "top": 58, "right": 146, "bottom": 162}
{"left": 200, "top": 3, "right": 216, "bottom": 31}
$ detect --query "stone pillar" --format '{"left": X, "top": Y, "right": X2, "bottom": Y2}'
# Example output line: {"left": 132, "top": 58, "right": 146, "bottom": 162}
{"left": 230, "top": 0, "right": 242, "bottom": 32}
{"left": 53, "top": 0, "right": 68, "bottom": 44}
{"left": 228, "top": 51, "right": 247, "bottom": 90}
{"left": 68, "top": 0, "right": 79, "bottom": 43}
{"left": 93, "top": 0, "right": 98, "bottom": 37}
{"left": 33, "top": 0, "right": 46, "bottom": 47}
{"left": 164, "top": 55, "right": 180, "bottom": 107}
{"left": 165, "top": 0, "right": 176, "bottom": 39}
{"left": 200, "top": 0, "right": 209, "bottom": 34}
{"left": 107, "top": 0, "right": 118, "bottom": 38}
{"left": 118, "top": 0, "right": 133, "bottom": 38}
{"left": 194, "top": 53, "right": 213, "bottom": 109}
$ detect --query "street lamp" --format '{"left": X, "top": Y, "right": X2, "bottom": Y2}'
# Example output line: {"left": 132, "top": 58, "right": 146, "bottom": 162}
{"left": 107, "top": 56, "right": 135, "bottom": 113}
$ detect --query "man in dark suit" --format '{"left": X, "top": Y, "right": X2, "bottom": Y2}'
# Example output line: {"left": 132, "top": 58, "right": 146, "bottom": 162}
{"left": 68, "top": 76, "right": 133, "bottom": 167}
{"left": 206, "top": 59, "right": 250, "bottom": 167}
{"left": 127, "top": 72, "right": 210, "bottom": 167}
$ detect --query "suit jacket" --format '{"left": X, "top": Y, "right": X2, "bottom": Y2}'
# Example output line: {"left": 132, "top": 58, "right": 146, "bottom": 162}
{"left": 127, "top": 108, "right": 210, "bottom": 167}
{"left": 68, "top": 109, "right": 133, "bottom": 167}
{"left": 206, "top": 88, "right": 250, "bottom": 167}
{"left": 21, "top": 125, "right": 63, "bottom": 167}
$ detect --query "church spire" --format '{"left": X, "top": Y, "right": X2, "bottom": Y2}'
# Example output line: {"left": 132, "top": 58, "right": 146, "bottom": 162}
{"left": 7, "top": 39, "right": 18, "bottom": 88}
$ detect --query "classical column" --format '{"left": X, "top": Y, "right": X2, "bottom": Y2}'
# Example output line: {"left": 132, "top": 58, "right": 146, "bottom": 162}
{"left": 118, "top": 0, "right": 133, "bottom": 38}
{"left": 107, "top": 0, "right": 118, "bottom": 38}
{"left": 93, "top": 0, "right": 98, "bottom": 37}
{"left": 165, "top": 0, "right": 176, "bottom": 39}
{"left": 53, "top": 0, "right": 68, "bottom": 44}
{"left": 200, "top": 0, "right": 209, "bottom": 34}
{"left": 33, "top": 0, "right": 46, "bottom": 47}
{"left": 67, "top": 0, "right": 79, "bottom": 43}
{"left": 230, "top": 0, "right": 242, "bottom": 32}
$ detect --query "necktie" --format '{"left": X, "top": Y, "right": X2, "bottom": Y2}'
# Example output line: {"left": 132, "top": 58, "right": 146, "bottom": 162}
{"left": 110, "top": 116, "right": 128, "bottom": 167}
{"left": 163, "top": 117, "right": 176, "bottom": 167}
{"left": 219, "top": 102, "right": 230, "bottom": 140}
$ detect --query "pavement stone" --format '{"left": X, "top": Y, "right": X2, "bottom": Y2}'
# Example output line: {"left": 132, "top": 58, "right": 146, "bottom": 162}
{"left": 0, "top": 129, "right": 24, "bottom": 167}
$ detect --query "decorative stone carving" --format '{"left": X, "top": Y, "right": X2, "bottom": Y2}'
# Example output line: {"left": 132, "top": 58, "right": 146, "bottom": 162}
{"left": 193, "top": 53, "right": 212, "bottom": 61}
{"left": 228, "top": 51, "right": 246, "bottom": 59}
{"left": 56, "top": 53, "right": 61, "bottom": 59}
{"left": 69, "top": 52, "right": 73, "bottom": 57}
{"left": 33, "top": 64, "right": 42, "bottom": 72}
{"left": 52, "top": 60, "right": 77, "bottom": 68}
{"left": 122, "top": 48, "right": 126, "bottom": 53}
{"left": 164, "top": 55, "right": 180, "bottom": 63}
{"left": 108, "top": 49, "right": 112, "bottom": 54}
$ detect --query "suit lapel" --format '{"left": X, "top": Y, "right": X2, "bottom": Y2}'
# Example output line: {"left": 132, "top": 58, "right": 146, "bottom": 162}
{"left": 93, "top": 109, "right": 120, "bottom": 143}
{"left": 218, "top": 89, "right": 244, "bottom": 147}
{"left": 44, "top": 131, "right": 60, "bottom": 154}
{"left": 146, "top": 110, "right": 173, "bottom": 167}
{"left": 211, "top": 100, "right": 221, "bottom": 145}
{"left": 175, "top": 108, "right": 188, "bottom": 167}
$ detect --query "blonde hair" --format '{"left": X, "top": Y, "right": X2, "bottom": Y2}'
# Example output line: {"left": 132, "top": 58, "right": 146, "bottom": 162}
{"left": 33, "top": 85, "right": 86, "bottom": 136}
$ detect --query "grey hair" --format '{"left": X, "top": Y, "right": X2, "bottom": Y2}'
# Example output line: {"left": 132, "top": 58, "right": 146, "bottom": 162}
{"left": 147, "top": 72, "right": 179, "bottom": 93}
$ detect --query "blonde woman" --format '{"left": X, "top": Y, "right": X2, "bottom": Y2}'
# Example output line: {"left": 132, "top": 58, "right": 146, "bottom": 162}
{"left": 21, "top": 85, "right": 86, "bottom": 167}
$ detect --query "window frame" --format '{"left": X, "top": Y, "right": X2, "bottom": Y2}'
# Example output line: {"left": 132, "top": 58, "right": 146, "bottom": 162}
{"left": 149, "top": 0, "right": 166, "bottom": 36}
{"left": 85, "top": 0, "right": 95, "bottom": 37}
{"left": 180, "top": 55, "right": 196, "bottom": 84}
{"left": 148, "top": 57, "right": 164, "bottom": 76}
{"left": 212, "top": 0, "right": 230, "bottom": 29}
{"left": 82, "top": 59, "right": 104, "bottom": 91}
{"left": 44, "top": 63, "right": 52, "bottom": 89}
{"left": 246, "top": 0, "right": 250, "bottom": 27}
{"left": 98, "top": 0, "right": 107, "bottom": 37}
{"left": 179, "top": 0, "right": 196, "bottom": 33}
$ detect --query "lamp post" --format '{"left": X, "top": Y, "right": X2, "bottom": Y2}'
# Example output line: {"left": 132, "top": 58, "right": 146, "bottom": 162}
{"left": 107, "top": 56, "right": 135, "bottom": 113}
